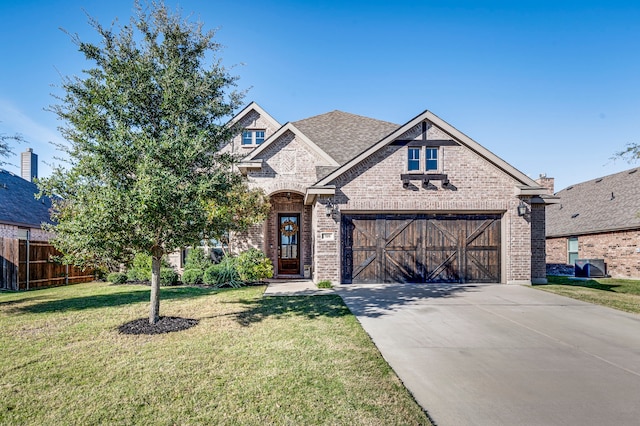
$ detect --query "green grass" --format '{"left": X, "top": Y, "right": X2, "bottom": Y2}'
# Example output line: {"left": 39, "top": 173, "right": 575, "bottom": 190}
{"left": 316, "top": 280, "right": 333, "bottom": 289}
{"left": 534, "top": 276, "right": 640, "bottom": 314}
{"left": 0, "top": 282, "right": 430, "bottom": 425}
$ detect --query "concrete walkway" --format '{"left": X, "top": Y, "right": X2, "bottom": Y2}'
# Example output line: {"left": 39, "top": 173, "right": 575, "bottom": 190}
{"left": 263, "top": 279, "right": 335, "bottom": 296}
{"left": 335, "top": 283, "right": 640, "bottom": 426}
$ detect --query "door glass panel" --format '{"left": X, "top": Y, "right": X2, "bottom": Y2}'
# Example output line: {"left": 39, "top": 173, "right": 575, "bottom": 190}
{"left": 280, "top": 216, "right": 299, "bottom": 259}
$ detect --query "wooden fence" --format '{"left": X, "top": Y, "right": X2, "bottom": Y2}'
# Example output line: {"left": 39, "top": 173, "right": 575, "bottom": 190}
{"left": 0, "top": 238, "right": 94, "bottom": 291}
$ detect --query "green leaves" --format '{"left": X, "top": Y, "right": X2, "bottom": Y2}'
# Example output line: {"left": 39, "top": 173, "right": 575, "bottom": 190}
{"left": 39, "top": 0, "right": 243, "bottom": 270}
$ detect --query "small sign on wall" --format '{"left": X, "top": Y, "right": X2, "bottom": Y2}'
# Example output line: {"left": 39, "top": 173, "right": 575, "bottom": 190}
{"left": 320, "top": 232, "right": 334, "bottom": 241}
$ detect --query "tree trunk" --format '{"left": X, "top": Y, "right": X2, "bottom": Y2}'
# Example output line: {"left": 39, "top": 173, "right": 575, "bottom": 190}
{"left": 149, "top": 254, "right": 161, "bottom": 324}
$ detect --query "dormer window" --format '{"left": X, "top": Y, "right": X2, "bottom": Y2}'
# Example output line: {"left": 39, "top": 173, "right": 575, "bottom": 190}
{"left": 242, "top": 130, "right": 265, "bottom": 146}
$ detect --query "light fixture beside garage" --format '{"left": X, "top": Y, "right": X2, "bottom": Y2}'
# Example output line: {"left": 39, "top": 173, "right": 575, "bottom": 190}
{"left": 325, "top": 198, "right": 339, "bottom": 217}
{"left": 517, "top": 201, "right": 528, "bottom": 217}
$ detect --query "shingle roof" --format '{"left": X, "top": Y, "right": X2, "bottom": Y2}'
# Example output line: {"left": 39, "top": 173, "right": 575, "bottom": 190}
{"left": 546, "top": 167, "right": 640, "bottom": 237}
{"left": 0, "top": 169, "right": 53, "bottom": 228}
{"left": 292, "top": 110, "right": 399, "bottom": 165}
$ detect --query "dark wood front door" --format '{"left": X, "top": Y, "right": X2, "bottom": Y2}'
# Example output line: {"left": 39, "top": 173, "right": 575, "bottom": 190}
{"left": 278, "top": 214, "right": 300, "bottom": 275}
{"left": 342, "top": 214, "right": 501, "bottom": 284}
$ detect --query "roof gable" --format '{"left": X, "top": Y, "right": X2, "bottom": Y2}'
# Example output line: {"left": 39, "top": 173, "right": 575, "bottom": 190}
{"left": 0, "top": 169, "right": 53, "bottom": 228}
{"left": 546, "top": 167, "right": 640, "bottom": 237}
{"left": 228, "top": 101, "right": 280, "bottom": 130}
{"left": 242, "top": 122, "right": 339, "bottom": 167}
{"left": 316, "top": 109, "right": 540, "bottom": 188}
{"left": 292, "top": 111, "right": 398, "bottom": 165}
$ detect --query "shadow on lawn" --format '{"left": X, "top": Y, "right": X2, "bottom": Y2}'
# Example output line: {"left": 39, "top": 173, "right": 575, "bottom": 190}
{"left": 541, "top": 277, "right": 621, "bottom": 292}
{"left": 10, "top": 286, "right": 221, "bottom": 314}
{"left": 235, "top": 295, "right": 351, "bottom": 326}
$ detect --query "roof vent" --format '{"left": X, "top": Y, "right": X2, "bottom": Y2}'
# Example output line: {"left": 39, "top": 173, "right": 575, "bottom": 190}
{"left": 611, "top": 192, "right": 615, "bottom": 200}
{"left": 571, "top": 213, "right": 579, "bottom": 219}
{"left": 566, "top": 186, "right": 573, "bottom": 190}
{"left": 595, "top": 178, "right": 602, "bottom": 183}
{"left": 629, "top": 169, "right": 638, "bottom": 174}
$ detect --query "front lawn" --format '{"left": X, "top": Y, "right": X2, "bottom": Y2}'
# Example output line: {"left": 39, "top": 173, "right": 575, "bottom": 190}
{"left": 0, "top": 282, "right": 430, "bottom": 425}
{"left": 535, "top": 276, "right": 640, "bottom": 314}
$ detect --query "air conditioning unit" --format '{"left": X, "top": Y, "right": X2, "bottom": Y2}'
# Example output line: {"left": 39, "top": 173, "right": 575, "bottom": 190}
{"left": 574, "top": 259, "right": 606, "bottom": 278}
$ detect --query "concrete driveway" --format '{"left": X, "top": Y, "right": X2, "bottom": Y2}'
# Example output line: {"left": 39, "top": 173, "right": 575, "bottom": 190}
{"left": 335, "top": 283, "right": 640, "bottom": 426}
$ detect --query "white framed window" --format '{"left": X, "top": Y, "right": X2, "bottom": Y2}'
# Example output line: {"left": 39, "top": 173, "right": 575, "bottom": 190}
{"left": 408, "top": 147, "right": 421, "bottom": 171}
{"left": 568, "top": 237, "right": 579, "bottom": 265}
{"left": 241, "top": 129, "right": 266, "bottom": 146}
{"left": 425, "top": 148, "right": 438, "bottom": 171}
{"left": 407, "top": 146, "right": 440, "bottom": 172}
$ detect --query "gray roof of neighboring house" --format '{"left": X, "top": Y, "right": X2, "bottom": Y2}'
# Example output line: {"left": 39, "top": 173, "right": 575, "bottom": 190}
{"left": 292, "top": 110, "right": 399, "bottom": 165}
{"left": 546, "top": 167, "right": 640, "bottom": 237}
{"left": 0, "top": 169, "right": 53, "bottom": 228}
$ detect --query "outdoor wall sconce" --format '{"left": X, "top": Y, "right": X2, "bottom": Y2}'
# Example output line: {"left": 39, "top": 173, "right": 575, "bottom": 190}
{"left": 517, "top": 201, "right": 528, "bottom": 217}
{"left": 402, "top": 178, "right": 410, "bottom": 189}
{"left": 325, "top": 198, "right": 339, "bottom": 217}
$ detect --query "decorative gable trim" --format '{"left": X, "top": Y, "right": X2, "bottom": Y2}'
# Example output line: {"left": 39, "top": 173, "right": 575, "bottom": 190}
{"left": 228, "top": 101, "right": 280, "bottom": 130}
{"left": 242, "top": 122, "right": 340, "bottom": 167}
{"left": 316, "top": 110, "right": 543, "bottom": 191}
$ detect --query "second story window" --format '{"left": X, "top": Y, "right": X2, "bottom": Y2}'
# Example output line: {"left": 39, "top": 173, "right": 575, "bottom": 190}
{"left": 425, "top": 148, "right": 438, "bottom": 171}
{"left": 241, "top": 130, "right": 266, "bottom": 146}
{"left": 407, "top": 146, "right": 441, "bottom": 172}
{"left": 408, "top": 148, "right": 421, "bottom": 171}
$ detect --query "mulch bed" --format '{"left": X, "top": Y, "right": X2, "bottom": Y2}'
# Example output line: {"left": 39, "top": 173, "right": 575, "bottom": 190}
{"left": 118, "top": 316, "right": 199, "bottom": 335}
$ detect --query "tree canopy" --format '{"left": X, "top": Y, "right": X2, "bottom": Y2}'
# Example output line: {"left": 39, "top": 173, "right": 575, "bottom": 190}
{"left": 0, "top": 127, "right": 23, "bottom": 167}
{"left": 615, "top": 143, "right": 640, "bottom": 163}
{"left": 39, "top": 1, "right": 245, "bottom": 324}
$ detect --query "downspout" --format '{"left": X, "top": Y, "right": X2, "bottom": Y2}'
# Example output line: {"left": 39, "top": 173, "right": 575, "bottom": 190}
{"left": 25, "top": 231, "right": 30, "bottom": 291}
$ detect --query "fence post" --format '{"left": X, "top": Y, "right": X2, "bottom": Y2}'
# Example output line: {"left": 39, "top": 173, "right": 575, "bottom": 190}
{"left": 66, "top": 264, "right": 69, "bottom": 285}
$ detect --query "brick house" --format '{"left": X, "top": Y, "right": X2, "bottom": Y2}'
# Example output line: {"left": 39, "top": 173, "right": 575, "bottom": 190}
{"left": 0, "top": 150, "right": 54, "bottom": 241}
{"left": 224, "top": 102, "right": 549, "bottom": 285}
{"left": 546, "top": 168, "right": 640, "bottom": 279}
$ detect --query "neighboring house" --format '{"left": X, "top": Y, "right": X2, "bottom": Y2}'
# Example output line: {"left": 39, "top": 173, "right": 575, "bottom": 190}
{"left": 217, "top": 102, "right": 550, "bottom": 285}
{"left": 546, "top": 168, "right": 640, "bottom": 279}
{"left": 0, "top": 167, "right": 53, "bottom": 241}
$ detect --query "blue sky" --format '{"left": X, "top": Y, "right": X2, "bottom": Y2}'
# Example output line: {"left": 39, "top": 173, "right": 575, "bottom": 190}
{"left": 1, "top": 0, "right": 639, "bottom": 191}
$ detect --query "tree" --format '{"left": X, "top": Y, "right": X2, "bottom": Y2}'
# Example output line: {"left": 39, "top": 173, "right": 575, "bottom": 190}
{"left": 0, "top": 127, "right": 23, "bottom": 166}
{"left": 39, "top": 1, "right": 243, "bottom": 324}
{"left": 205, "top": 181, "right": 270, "bottom": 253}
{"left": 615, "top": 143, "right": 640, "bottom": 163}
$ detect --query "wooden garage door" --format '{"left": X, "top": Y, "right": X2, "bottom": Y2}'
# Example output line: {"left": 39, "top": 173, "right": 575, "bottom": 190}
{"left": 342, "top": 214, "right": 501, "bottom": 284}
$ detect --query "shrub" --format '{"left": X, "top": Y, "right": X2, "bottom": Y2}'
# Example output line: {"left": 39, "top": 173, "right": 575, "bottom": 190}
{"left": 317, "top": 280, "right": 332, "bottom": 289}
{"left": 182, "top": 268, "right": 204, "bottom": 285}
{"left": 184, "top": 247, "right": 212, "bottom": 271}
{"left": 236, "top": 248, "right": 273, "bottom": 283}
{"left": 107, "top": 272, "right": 128, "bottom": 284}
{"left": 128, "top": 253, "right": 152, "bottom": 282}
{"left": 203, "top": 256, "right": 242, "bottom": 288}
{"left": 127, "top": 253, "right": 173, "bottom": 282}
{"left": 160, "top": 267, "right": 179, "bottom": 286}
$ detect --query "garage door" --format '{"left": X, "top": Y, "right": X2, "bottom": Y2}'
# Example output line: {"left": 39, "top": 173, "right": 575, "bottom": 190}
{"left": 341, "top": 214, "right": 501, "bottom": 284}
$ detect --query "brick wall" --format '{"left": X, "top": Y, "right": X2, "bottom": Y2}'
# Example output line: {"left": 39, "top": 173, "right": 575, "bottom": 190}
{"left": 0, "top": 224, "right": 53, "bottom": 241}
{"left": 220, "top": 109, "right": 280, "bottom": 157}
{"left": 547, "top": 230, "right": 640, "bottom": 279}
{"left": 530, "top": 203, "right": 547, "bottom": 283}
{"left": 311, "top": 122, "right": 537, "bottom": 284}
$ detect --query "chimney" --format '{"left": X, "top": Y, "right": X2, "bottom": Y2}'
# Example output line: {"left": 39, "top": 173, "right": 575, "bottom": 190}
{"left": 535, "top": 173, "right": 554, "bottom": 194}
{"left": 21, "top": 148, "right": 38, "bottom": 182}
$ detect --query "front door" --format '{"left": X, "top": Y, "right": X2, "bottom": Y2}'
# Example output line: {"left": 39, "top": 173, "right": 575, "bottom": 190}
{"left": 278, "top": 214, "right": 300, "bottom": 275}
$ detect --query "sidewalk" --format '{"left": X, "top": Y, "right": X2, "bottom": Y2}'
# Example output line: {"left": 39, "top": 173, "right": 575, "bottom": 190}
{"left": 263, "top": 279, "right": 335, "bottom": 296}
